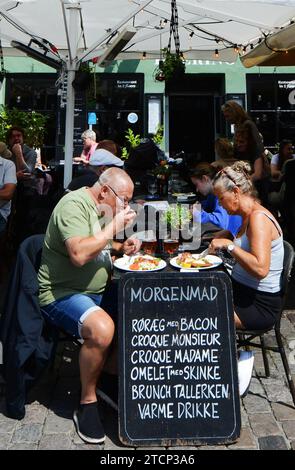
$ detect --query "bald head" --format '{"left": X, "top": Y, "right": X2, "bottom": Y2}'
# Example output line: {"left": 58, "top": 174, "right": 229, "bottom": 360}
{"left": 98, "top": 167, "right": 134, "bottom": 192}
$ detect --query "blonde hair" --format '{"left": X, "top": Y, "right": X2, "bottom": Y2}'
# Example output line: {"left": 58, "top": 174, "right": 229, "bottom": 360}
{"left": 221, "top": 100, "right": 249, "bottom": 125}
{"left": 213, "top": 160, "right": 257, "bottom": 198}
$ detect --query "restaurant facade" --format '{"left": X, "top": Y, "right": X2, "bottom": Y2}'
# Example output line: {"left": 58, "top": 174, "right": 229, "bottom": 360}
{"left": 1, "top": 55, "right": 295, "bottom": 162}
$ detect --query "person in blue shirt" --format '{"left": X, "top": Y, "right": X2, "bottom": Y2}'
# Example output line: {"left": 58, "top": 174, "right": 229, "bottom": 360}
{"left": 190, "top": 162, "right": 242, "bottom": 237}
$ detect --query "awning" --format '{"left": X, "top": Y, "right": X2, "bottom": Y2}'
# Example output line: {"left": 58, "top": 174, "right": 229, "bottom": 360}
{"left": 241, "top": 21, "right": 295, "bottom": 67}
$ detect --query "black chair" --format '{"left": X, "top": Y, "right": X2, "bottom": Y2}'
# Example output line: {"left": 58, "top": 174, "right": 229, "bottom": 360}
{"left": 0, "top": 234, "right": 78, "bottom": 418}
{"left": 236, "top": 240, "right": 295, "bottom": 406}
{"left": 282, "top": 159, "right": 295, "bottom": 245}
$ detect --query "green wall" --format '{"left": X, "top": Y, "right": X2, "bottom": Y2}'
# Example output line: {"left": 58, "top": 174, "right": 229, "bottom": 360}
{"left": 3, "top": 54, "right": 295, "bottom": 104}
{"left": 102, "top": 57, "right": 295, "bottom": 95}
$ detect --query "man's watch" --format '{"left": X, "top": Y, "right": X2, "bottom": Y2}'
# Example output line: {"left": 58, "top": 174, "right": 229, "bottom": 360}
{"left": 227, "top": 243, "right": 235, "bottom": 254}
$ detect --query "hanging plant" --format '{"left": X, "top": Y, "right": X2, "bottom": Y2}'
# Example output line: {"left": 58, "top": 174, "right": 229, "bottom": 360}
{"left": 153, "top": 0, "right": 185, "bottom": 83}
{"left": 72, "top": 61, "right": 94, "bottom": 91}
{"left": 154, "top": 48, "right": 185, "bottom": 83}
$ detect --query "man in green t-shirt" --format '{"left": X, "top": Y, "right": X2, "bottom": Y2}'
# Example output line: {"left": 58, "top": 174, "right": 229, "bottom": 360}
{"left": 38, "top": 167, "right": 140, "bottom": 444}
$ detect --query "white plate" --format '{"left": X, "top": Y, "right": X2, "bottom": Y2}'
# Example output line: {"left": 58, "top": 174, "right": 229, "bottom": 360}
{"left": 113, "top": 255, "right": 167, "bottom": 272}
{"left": 170, "top": 254, "right": 223, "bottom": 270}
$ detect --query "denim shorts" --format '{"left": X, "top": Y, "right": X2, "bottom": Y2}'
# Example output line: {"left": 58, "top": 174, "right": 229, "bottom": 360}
{"left": 41, "top": 286, "right": 118, "bottom": 339}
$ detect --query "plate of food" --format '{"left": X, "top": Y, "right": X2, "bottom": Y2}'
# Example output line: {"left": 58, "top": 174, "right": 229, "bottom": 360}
{"left": 170, "top": 252, "right": 222, "bottom": 270}
{"left": 113, "top": 254, "right": 167, "bottom": 272}
{"left": 172, "top": 192, "right": 196, "bottom": 201}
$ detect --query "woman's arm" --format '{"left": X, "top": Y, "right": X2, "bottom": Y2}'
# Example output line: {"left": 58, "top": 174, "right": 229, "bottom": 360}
{"left": 270, "top": 163, "right": 282, "bottom": 180}
{"left": 251, "top": 155, "right": 264, "bottom": 182}
{"left": 209, "top": 212, "right": 272, "bottom": 279}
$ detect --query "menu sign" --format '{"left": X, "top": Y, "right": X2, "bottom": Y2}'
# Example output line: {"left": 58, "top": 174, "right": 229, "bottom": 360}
{"left": 119, "top": 272, "right": 240, "bottom": 447}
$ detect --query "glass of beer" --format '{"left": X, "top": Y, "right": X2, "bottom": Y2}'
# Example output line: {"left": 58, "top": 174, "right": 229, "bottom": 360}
{"left": 164, "top": 239, "right": 179, "bottom": 256}
{"left": 141, "top": 238, "right": 157, "bottom": 256}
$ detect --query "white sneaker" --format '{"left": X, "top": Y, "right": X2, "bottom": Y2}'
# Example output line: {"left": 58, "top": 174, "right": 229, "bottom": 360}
{"left": 238, "top": 350, "right": 255, "bottom": 398}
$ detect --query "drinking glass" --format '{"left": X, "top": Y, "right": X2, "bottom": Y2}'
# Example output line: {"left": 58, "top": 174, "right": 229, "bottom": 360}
{"left": 164, "top": 239, "right": 180, "bottom": 255}
{"left": 141, "top": 239, "right": 157, "bottom": 256}
{"left": 148, "top": 182, "right": 157, "bottom": 197}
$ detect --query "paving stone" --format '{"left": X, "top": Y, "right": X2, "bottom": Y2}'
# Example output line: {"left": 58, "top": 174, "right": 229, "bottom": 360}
{"left": 0, "top": 419, "right": 17, "bottom": 433}
{"left": 21, "top": 405, "right": 48, "bottom": 425}
{"left": 282, "top": 421, "right": 295, "bottom": 440}
{"left": 261, "top": 379, "right": 293, "bottom": 404}
{"left": 0, "top": 433, "right": 12, "bottom": 450}
{"left": 197, "top": 445, "right": 227, "bottom": 450}
{"left": 38, "top": 434, "right": 72, "bottom": 450}
{"left": 104, "top": 436, "right": 129, "bottom": 450}
{"left": 248, "top": 413, "right": 282, "bottom": 437}
{"left": 0, "top": 411, "right": 18, "bottom": 425}
{"left": 227, "top": 427, "right": 257, "bottom": 450}
{"left": 71, "top": 443, "right": 105, "bottom": 450}
{"left": 271, "top": 403, "right": 295, "bottom": 421}
{"left": 248, "top": 377, "right": 267, "bottom": 396}
{"left": 258, "top": 435, "right": 289, "bottom": 450}
{"left": 12, "top": 424, "right": 43, "bottom": 444}
{"left": 243, "top": 394, "right": 271, "bottom": 414}
{"left": 240, "top": 405, "right": 250, "bottom": 427}
{"left": 43, "top": 413, "right": 74, "bottom": 434}
{"left": 8, "top": 443, "right": 38, "bottom": 450}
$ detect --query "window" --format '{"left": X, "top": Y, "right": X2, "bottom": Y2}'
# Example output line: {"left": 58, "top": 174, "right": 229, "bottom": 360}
{"left": 5, "top": 73, "right": 58, "bottom": 161}
{"left": 247, "top": 74, "right": 295, "bottom": 149}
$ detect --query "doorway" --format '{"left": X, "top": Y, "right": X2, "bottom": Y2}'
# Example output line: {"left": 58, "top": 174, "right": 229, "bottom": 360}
{"left": 169, "top": 94, "right": 215, "bottom": 163}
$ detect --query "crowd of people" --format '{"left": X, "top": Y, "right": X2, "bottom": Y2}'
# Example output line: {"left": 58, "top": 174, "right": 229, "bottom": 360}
{"left": 0, "top": 100, "right": 293, "bottom": 444}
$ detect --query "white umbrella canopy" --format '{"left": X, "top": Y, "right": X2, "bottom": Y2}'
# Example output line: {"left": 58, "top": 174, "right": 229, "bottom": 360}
{"left": 1, "top": 1, "right": 295, "bottom": 62}
{"left": 241, "top": 21, "right": 295, "bottom": 67}
{"left": 1, "top": 0, "right": 295, "bottom": 186}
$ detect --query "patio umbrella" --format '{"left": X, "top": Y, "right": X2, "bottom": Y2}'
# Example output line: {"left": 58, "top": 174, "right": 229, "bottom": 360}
{"left": 241, "top": 21, "right": 295, "bottom": 67}
{"left": 1, "top": 0, "right": 295, "bottom": 186}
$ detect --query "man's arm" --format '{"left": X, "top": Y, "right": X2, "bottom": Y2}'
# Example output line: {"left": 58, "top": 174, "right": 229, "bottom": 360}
{"left": 0, "top": 183, "right": 16, "bottom": 201}
{"left": 65, "top": 207, "right": 136, "bottom": 267}
{"left": 12, "top": 144, "right": 37, "bottom": 173}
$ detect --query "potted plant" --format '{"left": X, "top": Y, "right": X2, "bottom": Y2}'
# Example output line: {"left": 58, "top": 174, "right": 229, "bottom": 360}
{"left": 161, "top": 203, "right": 192, "bottom": 241}
{"left": 154, "top": 49, "right": 185, "bottom": 83}
{"left": 0, "top": 106, "right": 48, "bottom": 149}
{"left": 72, "top": 61, "right": 94, "bottom": 91}
{"left": 121, "top": 128, "right": 141, "bottom": 159}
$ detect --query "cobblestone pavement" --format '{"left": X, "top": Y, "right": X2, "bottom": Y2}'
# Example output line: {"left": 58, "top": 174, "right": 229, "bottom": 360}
{"left": 1, "top": 310, "right": 295, "bottom": 451}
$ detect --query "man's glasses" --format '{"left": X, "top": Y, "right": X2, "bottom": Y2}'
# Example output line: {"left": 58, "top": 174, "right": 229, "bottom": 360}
{"left": 106, "top": 184, "right": 129, "bottom": 207}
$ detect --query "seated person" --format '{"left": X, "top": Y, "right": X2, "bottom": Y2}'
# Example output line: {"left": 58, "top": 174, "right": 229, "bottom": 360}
{"left": 7, "top": 126, "right": 37, "bottom": 181}
{"left": 73, "top": 129, "right": 97, "bottom": 165}
{"left": 0, "top": 155, "right": 17, "bottom": 237}
{"left": 38, "top": 168, "right": 141, "bottom": 444}
{"left": 209, "top": 161, "right": 284, "bottom": 395}
{"left": 213, "top": 137, "right": 237, "bottom": 169}
{"left": 96, "top": 139, "right": 119, "bottom": 156}
{"left": 270, "top": 139, "right": 295, "bottom": 182}
{"left": 67, "top": 149, "right": 124, "bottom": 191}
{"left": 268, "top": 142, "right": 295, "bottom": 212}
{"left": 190, "top": 162, "right": 242, "bottom": 237}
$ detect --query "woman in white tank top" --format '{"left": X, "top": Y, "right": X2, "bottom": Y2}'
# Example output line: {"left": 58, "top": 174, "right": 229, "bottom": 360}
{"left": 208, "top": 161, "right": 284, "bottom": 397}
{"left": 209, "top": 160, "right": 284, "bottom": 331}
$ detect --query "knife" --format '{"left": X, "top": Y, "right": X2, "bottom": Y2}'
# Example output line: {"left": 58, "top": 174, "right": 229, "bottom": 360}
{"left": 194, "top": 248, "right": 209, "bottom": 259}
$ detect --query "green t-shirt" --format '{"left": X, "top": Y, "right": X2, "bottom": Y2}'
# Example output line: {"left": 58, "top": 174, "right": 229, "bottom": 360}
{"left": 38, "top": 187, "right": 111, "bottom": 306}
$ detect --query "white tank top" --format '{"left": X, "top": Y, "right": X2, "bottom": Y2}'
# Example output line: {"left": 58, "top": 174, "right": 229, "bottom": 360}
{"left": 232, "top": 212, "right": 284, "bottom": 293}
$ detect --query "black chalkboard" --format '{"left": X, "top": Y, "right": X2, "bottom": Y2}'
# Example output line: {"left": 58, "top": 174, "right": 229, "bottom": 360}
{"left": 118, "top": 271, "right": 241, "bottom": 447}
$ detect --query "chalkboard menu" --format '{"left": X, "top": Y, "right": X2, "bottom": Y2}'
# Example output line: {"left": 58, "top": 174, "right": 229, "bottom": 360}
{"left": 118, "top": 271, "right": 241, "bottom": 447}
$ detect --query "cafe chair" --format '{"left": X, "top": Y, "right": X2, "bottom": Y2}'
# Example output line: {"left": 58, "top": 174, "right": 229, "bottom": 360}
{"left": 0, "top": 234, "right": 77, "bottom": 419}
{"left": 236, "top": 240, "right": 295, "bottom": 406}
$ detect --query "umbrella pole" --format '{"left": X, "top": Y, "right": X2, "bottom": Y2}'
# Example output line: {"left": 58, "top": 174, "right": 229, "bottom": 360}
{"left": 63, "top": 2, "right": 80, "bottom": 189}
{"left": 64, "top": 68, "right": 76, "bottom": 189}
